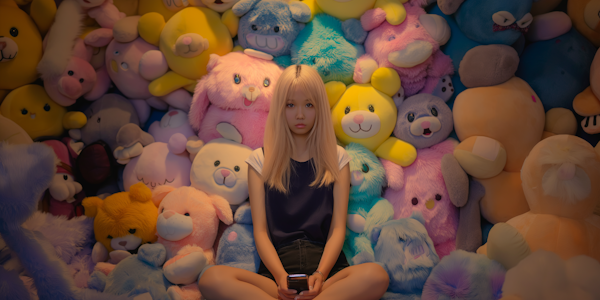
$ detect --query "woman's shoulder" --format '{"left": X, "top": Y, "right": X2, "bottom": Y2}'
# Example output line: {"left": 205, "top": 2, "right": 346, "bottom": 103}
{"left": 336, "top": 145, "right": 351, "bottom": 170}
{"left": 246, "top": 148, "right": 265, "bottom": 174}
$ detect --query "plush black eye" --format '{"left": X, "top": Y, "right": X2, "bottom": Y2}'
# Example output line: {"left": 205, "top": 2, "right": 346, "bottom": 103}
{"left": 161, "top": 208, "right": 165, "bottom": 213}
{"left": 214, "top": 160, "right": 220, "bottom": 167}
{"left": 368, "top": 105, "right": 374, "bottom": 113}
{"left": 234, "top": 166, "right": 240, "bottom": 172}
{"left": 21, "top": 108, "right": 28, "bottom": 115}
{"left": 344, "top": 106, "right": 350, "bottom": 114}
{"left": 234, "top": 74, "right": 241, "bottom": 84}
{"left": 274, "top": 26, "right": 279, "bottom": 32}
{"left": 407, "top": 113, "right": 415, "bottom": 122}
{"left": 435, "top": 194, "right": 442, "bottom": 201}
{"left": 9, "top": 27, "right": 18, "bottom": 37}
{"left": 263, "top": 78, "right": 270, "bottom": 87}
{"left": 63, "top": 175, "right": 68, "bottom": 180}
{"left": 398, "top": 236, "right": 405, "bottom": 242}
{"left": 44, "top": 103, "right": 51, "bottom": 111}
{"left": 107, "top": 235, "right": 113, "bottom": 239}
{"left": 411, "top": 197, "right": 418, "bottom": 205}
{"left": 362, "top": 164, "right": 369, "bottom": 173}
{"left": 311, "top": 58, "right": 316, "bottom": 64}
{"left": 96, "top": 117, "right": 101, "bottom": 123}
{"left": 184, "top": 213, "right": 190, "bottom": 216}
{"left": 431, "top": 107, "right": 438, "bottom": 117}
{"left": 68, "top": 70, "right": 74, "bottom": 76}
{"left": 79, "top": 78, "right": 84, "bottom": 83}
{"left": 129, "top": 228, "right": 136, "bottom": 234}
{"left": 251, "top": 24, "right": 257, "bottom": 31}
{"left": 388, "top": 35, "right": 395, "bottom": 41}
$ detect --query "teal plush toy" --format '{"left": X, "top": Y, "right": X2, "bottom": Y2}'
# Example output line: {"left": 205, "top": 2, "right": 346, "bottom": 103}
{"left": 342, "top": 142, "right": 394, "bottom": 264}
{"left": 215, "top": 202, "right": 260, "bottom": 272}
{"left": 275, "top": 13, "right": 365, "bottom": 85}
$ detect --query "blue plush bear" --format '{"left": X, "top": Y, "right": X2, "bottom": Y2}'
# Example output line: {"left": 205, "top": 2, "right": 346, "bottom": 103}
{"left": 343, "top": 142, "right": 394, "bottom": 263}
{"left": 215, "top": 202, "right": 260, "bottom": 273}
{"left": 516, "top": 28, "right": 596, "bottom": 112}
{"left": 88, "top": 243, "right": 174, "bottom": 300}
{"left": 276, "top": 13, "right": 365, "bottom": 85}
{"left": 429, "top": 0, "right": 534, "bottom": 109}
{"left": 354, "top": 215, "right": 440, "bottom": 300}
{"left": 233, "top": 0, "right": 312, "bottom": 58}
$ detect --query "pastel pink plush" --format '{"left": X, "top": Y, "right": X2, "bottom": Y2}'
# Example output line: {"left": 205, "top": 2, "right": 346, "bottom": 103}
{"left": 354, "top": 0, "right": 454, "bottom": 98}
{"left": 148, "top": 109, "right": 196, "bottom": 143}
{"left": 381, "top": 139, "right": 458, "bottom": 259}
{"left": 189, "top": 51, "right": 283, "bottom": 149}
{"left": 152, "top": 185, "right": 234, "bottom": 263}
{"left": 86, "top": 0, "right": 126, "bottom": 29}
{"left": 122, "top": 135, "right": 191, "bottom": 191}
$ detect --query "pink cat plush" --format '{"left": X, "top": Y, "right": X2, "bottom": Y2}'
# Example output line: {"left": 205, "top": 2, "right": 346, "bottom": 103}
{"left": 354, "top": 0, "right": 454, "bottom": 100}
{"left": 189, "top": 51, "right": 283, "bottom": 149}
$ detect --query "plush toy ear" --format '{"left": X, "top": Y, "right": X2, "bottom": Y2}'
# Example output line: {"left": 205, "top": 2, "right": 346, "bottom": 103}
{"left": 409, "top": 211, "right": 426, "bottom": 226}
{"left": 370, "top": 226, "right": 383, "bottom": 245}
{"left": 210, "top": 194, "right": 234, "bottom": 225}
{"left": 441, "top": 153, "right": 469, "bottom": 208}
{"left": 216, "top": 122, "right": 243, "bottom": 144}
{"left": 82, "top": 196, "right": 103, "bottom": 218}
{"left": 371, "top": 68, "right": 401, "bottom": 97}
{"left": 232, "top": 0, "right": 261, "bottom": 17}
{"left": 437, "top": 0, "right": 464, "bottom": 15}
{"left": 379, "top": 158, "right": 405, "bottom": 190}
{"left": 289, "top": 1, "right": 311, "bottom": 23}
{"left": 129, "top": 182, "right": 153, "bottom": 203}
{"left": 325, "top": 81, "right": 347, "bottom": 108}
{"left": 83, "top": 28, "right": 114, "bottom": 48}
{"left": 206, "top": 54, "right": 221, "bottom": 73}
{"left": 137, "top": 243, "right": 167, "bottom": 268}
{"left": 419, "top": 14, "right": 451, "bottom": 46}
{"left": 168, "top": 133, "right": 188, "bottom": 155}
{"left": 152, "top": 185, "right": 177, "bottom": 207}
{"left": 361, "top": 8, "right": 387, "bottom": 31}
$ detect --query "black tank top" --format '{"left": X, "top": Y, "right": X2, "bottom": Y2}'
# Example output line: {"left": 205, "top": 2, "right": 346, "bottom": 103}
{"left": 263, "top": 156, "right": 335, "bottom": 250}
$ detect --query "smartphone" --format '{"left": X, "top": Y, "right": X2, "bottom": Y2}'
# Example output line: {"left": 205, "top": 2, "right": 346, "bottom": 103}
{"left": 287, "top": 274, "right": 309, "bottom": 292}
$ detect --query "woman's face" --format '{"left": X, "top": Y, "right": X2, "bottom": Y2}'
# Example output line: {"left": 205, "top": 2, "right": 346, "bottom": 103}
{"left": 286, "top": 86, "right": 316, "bottom": 137}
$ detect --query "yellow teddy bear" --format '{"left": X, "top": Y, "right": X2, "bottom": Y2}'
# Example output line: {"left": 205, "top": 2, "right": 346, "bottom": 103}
{"left": 0, "top": 85, "right": 86, "bottom": 140}
{"left": 83, "top": 182, "right": 159, "bottom": 263}
{"left": 328, "top": 68, "right": 417, "bottom": 167}
{"left": 138, "top": 7, "right": 234, "bottom": 96}
{"left": 0, "top": 0, "right": 56, "bottom": 101}
{"left": 290, "top": 0, "right": 408, "bottom": 25}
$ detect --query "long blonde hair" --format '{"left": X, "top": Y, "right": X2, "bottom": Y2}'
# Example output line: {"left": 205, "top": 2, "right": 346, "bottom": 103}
{"left": 262, "top": 65, "right": 339, "bottom": 193}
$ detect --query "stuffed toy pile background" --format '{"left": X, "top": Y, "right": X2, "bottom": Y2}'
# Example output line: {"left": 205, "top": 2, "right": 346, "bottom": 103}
{"left": 2, "top": 0, "right": 600, "bottom": 299}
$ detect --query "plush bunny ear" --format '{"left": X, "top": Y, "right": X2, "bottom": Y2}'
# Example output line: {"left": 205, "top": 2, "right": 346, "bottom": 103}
{"left": 84, "top": 28, "right": 114, "bottom": 48}
{"left": 152, "top": 185, "right": 177, "bottom": 207}
{"left": 210, "top": 194, "right": 234, "bottom": 225}
{"left": 419, "top": 14, "right": 451, "bottom": 45}
{"left": 437, "top": 0, "right": 464, "bottom": 15}
{"left": 216, "top": 122, "right": 242, "bottom": 144}
{"left": 137, "top": 243, "right": 167, "bottom": 268}
{"left": 289, "top": 1, "right": 311, "bottom": 23}
{"left": 361, "top": 8, "right": 388, "bottom": 31}
{"left": 370, "top": 225, "right": 383, "bottom": 245}
{"left": 232, "top": 0, "right": 261, "bottom": 17}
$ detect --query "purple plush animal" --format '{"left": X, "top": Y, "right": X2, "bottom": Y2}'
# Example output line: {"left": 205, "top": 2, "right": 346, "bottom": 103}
{"left": 354, "top": 0, "right": 454, "bottom": 102}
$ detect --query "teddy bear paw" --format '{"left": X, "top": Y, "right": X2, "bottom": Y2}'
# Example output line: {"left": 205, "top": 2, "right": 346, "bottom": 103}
{"left": 581, "top": 114, "right": 600, "bottom": 134}
{"left": 113, "top": 143, "right": 144, "bottom": 165}
{"left": 173, "top": 33, "right": 209, "bottom": 58}
{"left": 163, "top": 251, "right": 208, "bottom": 285}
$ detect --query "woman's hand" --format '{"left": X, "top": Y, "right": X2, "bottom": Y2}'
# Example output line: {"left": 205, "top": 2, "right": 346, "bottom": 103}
{"left": 276, "top": 274, "right": 298, "bottom": 300}
{"left": 294, "top": 273, "right": 324, "bottom": 300}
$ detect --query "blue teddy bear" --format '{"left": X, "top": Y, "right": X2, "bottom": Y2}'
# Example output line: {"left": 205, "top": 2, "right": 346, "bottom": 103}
{"left": 429, "top": 0, "right": 535, "bottom": 109}
{"left": 276, "top": 13, "right": 366, "bottom": 85}
{"left": 215, "top": 202, "right": 260, "bottom": 273}
{"left": 354, "top": 215, "right": 440, "bottom": 300}
{"left": 343, "top": 142, "right": 394, "bottom": 263}
{"left": 233, "top": 0, "right": 312, "bottom": 58}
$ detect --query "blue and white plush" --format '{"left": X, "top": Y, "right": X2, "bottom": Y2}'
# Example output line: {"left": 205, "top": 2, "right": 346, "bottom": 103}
{"left": 277, "top": 13, "right": 365, "bottom": 85}
{"left": 88, "top": 243, "right": 174, "bottom": 300}
{"left": 429, "top": 0, "right": 534, "bottom": 109}
{"left": 421, "top": 250, "right": 506, "bottom": 300}
{"left": 215, "top": 202, "right": 260, "bottom": 272}
{"left": 233, "top": 0, "right": 311, "bottom": 57}
{"left": 354, "top": 215, "right": 440, "bottom": 300}
{"left": 343, "top": 142, "right": 393, "bottom": 263}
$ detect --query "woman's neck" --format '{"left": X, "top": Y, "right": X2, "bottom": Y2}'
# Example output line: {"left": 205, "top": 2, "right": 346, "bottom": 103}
{"left": 291, "top": 134, "right": 310, "bottom": 162}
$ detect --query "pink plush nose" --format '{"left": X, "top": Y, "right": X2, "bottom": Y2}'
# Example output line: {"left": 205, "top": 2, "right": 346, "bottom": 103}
{"left": 58, "top": 77, "right": 83, "bottom": 98}
{"left": 421, "top": 121, "right": 430, "bottom": 128}
{"left": 182, "top": 36, "right": 192, "bottom": 45}
{"left": 168, "top": 111, "right": 178, "bottom": 116}
{"left": 0, "top": 42, "right": 6, "bottom": 51}
{"left": 119, "top": 241, "right": 127, "bottom": 246}
{"left": 558, "top": 163, "right": 576, "bottom": 180}
{"left": 163, "top": 210, "right": 176, "bottom": 219}
{"left": 221, "top": 169, "right": 230, "bottom": 177}
{"left": 353, "top": 114, "right": 364, "bottom": 124}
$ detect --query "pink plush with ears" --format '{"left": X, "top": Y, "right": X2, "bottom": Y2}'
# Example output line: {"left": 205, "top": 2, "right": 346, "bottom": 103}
{"left": 122, "top": 134, "right": 192, "bottom": 191}
{"left": 354, "top": 0, "right": 454, "bottom": 97}
{"left": 381, "top": 140, "right": 458, "bottom": 259}
{"left": 189, "top": 51, "right": 283, "bottom": 149}
{"left": 148, "top": 109, "right": 196, "bottom": 143}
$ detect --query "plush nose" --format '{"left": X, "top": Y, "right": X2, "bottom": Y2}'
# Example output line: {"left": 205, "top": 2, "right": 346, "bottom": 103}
{"left": 353, "top": 114, "right": 364, "bottom": 124}
{"left": 421, "top": 121, "right": 430, "bottom": 129}
{"left": 168, "top": 110, "right": 178, "bottom": 116}
{"left": 558, "top": 163, "right": 576, "bottom": 180}
{"left": 249, "top": 87, "right": 255, "bottom": 92}
{"left": 221, "top": 169, "right": 230, "bottom": 177}
{"left": 182, "top": 36, "right": 192, "bottom": 45}
{"left": 163, "top": 210, "right": 176, "bottom": 219}
{"left": 119, "top": 241, "right": 127, "bottom": 246}
{"left": 0, "top": 42, "right": 6, "bottom": 51}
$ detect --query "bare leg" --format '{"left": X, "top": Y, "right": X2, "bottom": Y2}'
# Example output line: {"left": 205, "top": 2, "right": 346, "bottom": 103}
{"left": 198, "top": 265, "right": 278, "bottom": 300}
{"left": 316, "top": 263, "right": 388, "bottom": 300}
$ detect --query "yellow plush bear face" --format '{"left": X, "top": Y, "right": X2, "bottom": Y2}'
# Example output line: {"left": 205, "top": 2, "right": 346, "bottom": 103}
{"left": 0, "top": 85, "right": 66, "bottom": 140}
{"left": 83, "top": 182, "right": 158, "bottom": 253}
{"left": 331, "top": 84, "right": 397, "bottom": 152}
{"left": 315, "top": 0, "right": 376, "bottom": 21}
{"left": 160, "top": 7, "right": 233, "bottom": 81}
{"left": 0, "top": 1, "right": 43, "bottom": 90}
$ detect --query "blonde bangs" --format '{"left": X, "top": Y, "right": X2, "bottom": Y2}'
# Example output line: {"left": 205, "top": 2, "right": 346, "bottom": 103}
{"left": 262, "top": 65, "right": 340, "bottom": 193}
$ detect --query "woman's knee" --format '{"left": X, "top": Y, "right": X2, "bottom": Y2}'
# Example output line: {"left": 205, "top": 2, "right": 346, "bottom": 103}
{"left": 198, "top": 266, "right": 229, "bottom": 290}
{"left": 358, "top": 263, "right": 389, "bottom": 289}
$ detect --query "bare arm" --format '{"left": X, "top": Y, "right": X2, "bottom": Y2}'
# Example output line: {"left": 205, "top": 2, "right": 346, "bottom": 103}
{"left": 317, "top": 164, "right": 351, "bottom": 279}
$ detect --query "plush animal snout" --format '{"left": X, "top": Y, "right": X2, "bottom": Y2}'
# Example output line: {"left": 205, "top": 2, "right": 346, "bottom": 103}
{"left": 0, "top": 37, "right": 18, "bottom": 62}
{"left": 410, "top": 116, "right": 441, "bottom": 137}
{"left": 173, "top": 33, "right": 209, "bottom": 58}
{"left": 245, "top": 33, "right": 285, "bottom": 52}
{"left": 388, "top": 41, "right": 433, "bottom": 68}
{"left": 110, "top": 234, "right": 142, "bottom": 251}
{"left": 242, "top": 85, "right": 262, "bottom": 106}
{"left": 341, "top": 111, "right": 382, "bottom": 139}
{"left": 557, "top": 163, "right": 576, "bottom": 180}
{"left": 48, "top": 174, "right": 83, "bottom": 202}
{"left": 157, "top": 211, "right": 194, "bottom": 241}
{"left": 351, "top": 170, "right": 364, "bottom": 186}
{"left": 58, "top": 76, "right": 83, "bottom": 99}
{"left": 213, "top": 167, "right": 238, "bottom": 188}
{"left": 425, "top": 199, "right": 435, "bottom": 210}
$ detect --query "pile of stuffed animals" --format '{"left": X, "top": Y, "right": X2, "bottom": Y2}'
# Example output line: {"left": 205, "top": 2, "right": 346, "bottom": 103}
{"left": 2, "top": 0, "right": 600, "bottom": 299}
